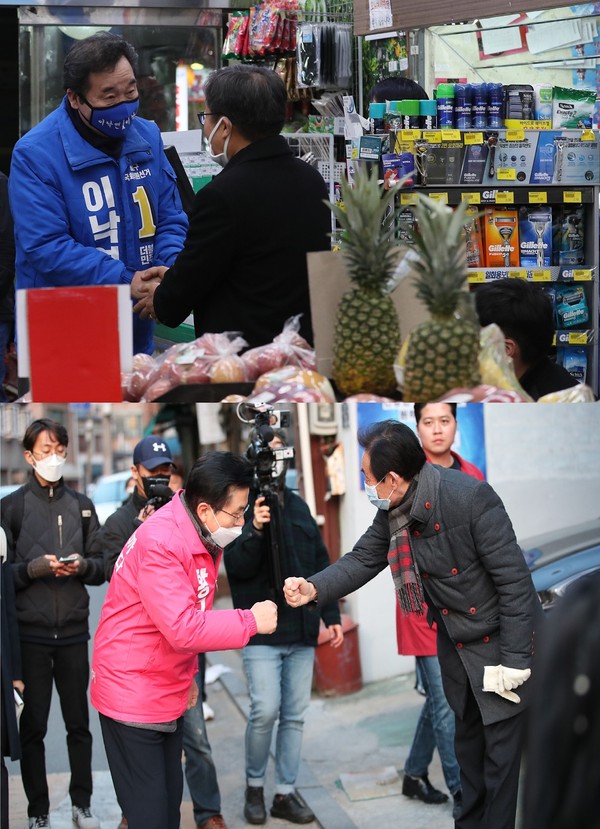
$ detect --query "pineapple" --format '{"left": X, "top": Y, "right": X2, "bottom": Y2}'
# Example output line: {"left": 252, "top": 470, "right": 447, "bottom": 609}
{"left": 328, "top": 165, "right": 401, "bottom": 396}
{"left": 401, "top": 196, "right": 480, "bottom": 400}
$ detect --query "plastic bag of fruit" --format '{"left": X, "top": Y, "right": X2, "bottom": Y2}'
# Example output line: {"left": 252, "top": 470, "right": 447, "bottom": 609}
{"left": 477, "top": 323, "right": 533, "bottom": 400}
{"left": 248, "top": 366, "right": 335, "bottom": 402}
{"left": 140, "top": 332, "right": 248, "bottom": 401}
{"left": 538, "top": 385, "right": 595, "bottom": 402}
{"left": 437, "top": 386, "right": 529, "bottom": 403}
{"left": 123, "top": 353, "right": 157, "bottom": 401}
{"left": 241, "top": 315, "right": 315, "bottom": 381}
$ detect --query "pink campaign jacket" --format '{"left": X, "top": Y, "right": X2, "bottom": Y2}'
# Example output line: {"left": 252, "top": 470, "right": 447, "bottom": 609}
{"left": 395, "top": 452, "right": 485, "bottom": 656}
{"left": 91, "top": 491, "right": 257, "bottom": 723}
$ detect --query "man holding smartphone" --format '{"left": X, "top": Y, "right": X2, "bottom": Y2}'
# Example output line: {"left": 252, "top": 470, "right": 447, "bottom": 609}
{"left": 0, "top": 418, "right": 104, "bottom": 829}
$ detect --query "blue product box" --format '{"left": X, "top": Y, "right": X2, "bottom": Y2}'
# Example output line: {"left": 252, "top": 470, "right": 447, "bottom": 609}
{"left": 519, "top": 206, "right": 552, "bottom": 267}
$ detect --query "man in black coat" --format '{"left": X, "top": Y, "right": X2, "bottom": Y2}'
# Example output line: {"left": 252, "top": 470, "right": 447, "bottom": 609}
{"left": 131, "top": 64, "right": 331, "bottom": 349}
{"left": 284, "top": 420, "right": 544, "bottom": 829}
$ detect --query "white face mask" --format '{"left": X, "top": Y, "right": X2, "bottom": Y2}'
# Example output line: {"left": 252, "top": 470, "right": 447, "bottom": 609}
{"left": 32, "top": 453, "right": 66, "bottom": 483}
{"left": 208, "top": 508, "right": 242, "bottom": 547}
{"left": 207, "top": 116, "right": 230, "bottom": 167}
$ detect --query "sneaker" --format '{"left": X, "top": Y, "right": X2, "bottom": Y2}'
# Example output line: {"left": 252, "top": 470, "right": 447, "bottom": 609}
{"left": 270, "top": 792, "right": 315, "bottom": 824}
{"left": 29, "top": 818, "right": 51, "bottom": 829}
{"left": 72, "top": 806, "right": 100, "bottom": 829}
{"left": 203, "top": 701, "right": 215, "bottom": 720}
{"left": 197, "top": 816, "right": 227, "bottom": 829}
{"left": 244, "top": 787, "right": 266, "bottom": 825}
{"left": 402, "top": 773, "right": 449, "bottom": 805}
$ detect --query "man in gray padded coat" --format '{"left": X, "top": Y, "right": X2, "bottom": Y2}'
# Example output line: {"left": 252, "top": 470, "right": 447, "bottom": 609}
{"left": 284, "top": 420, "right": 543, "bottom": 829}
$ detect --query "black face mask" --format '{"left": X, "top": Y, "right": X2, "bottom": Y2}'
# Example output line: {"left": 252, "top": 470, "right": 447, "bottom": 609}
{"left": 142, "top": 475, "right": 171, "bottom": 501}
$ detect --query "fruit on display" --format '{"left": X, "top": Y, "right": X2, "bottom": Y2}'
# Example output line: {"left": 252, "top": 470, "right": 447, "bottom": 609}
{"left": 400, "top": 196, "right": 480, "bottom": 401}
{"left": 328, "top": 165, "right": 401, "bottom": 397}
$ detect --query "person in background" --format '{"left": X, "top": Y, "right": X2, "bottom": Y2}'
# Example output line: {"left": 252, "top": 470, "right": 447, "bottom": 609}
{"left": 0, "top": 419, "right": 104, "bottom": 829}
{"left": 91, "top": 452, "right": 278, "bottom": 829}
{"left": 398, "top": 403, "right": 484, "bottom": 819}
{"left": 131, "top": 64, "right": 331, "bottom": 349}
{"left": 369, "top": 76, "right": 428, "bottom": 105}
{"left": 92, "top": 439, "right": 228, "bottom": 829}
{"left": 225, "top": 431, "right": 343, "bottom": 826}
{"left": 522, "top": 572, "right": 600, "bottom": 829}
{"left": 1, "top": 526, "right": 24, "bottom": 829}
{"left": 8, "top": 32, "right": 188, "bottom": 356}
{"left": 474, "top": 278, "right": 578, "bottom": 400}
{"left": 0, "top": 171, "right": 15, "bottom": 402}
{"left": 284, "top": 420, "right": 543, "bottom": 829}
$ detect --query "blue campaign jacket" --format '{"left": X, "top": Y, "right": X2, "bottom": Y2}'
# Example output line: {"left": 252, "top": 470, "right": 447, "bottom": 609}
{"left": 9, "top": 98, "right": 188, "bottom": 354}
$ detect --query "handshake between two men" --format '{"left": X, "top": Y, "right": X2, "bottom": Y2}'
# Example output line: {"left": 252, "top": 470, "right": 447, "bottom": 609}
{"left": 130, "top": 266, "right": 168, "bottom": 321}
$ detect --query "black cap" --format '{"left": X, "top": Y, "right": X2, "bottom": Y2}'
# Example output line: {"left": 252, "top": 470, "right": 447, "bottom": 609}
{"left": 133, "top": 436, "right": 174, "bottom": 471}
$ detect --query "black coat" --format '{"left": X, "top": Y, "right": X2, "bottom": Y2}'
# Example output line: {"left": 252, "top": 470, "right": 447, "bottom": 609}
{"left": 310, "top": 463, "right": 544, "bottom": 726}
{"left": 519, "top": 356, "right": 579, "bottom": 400}
{"left": 224, "top": 487, "right": 340, "bottom": 647}
{"left": 87, "top": 489, "right": 147, "bottom": 580}
{"left": 153, "top": 135, "right": 331, "bottom": 348}
{"left": 1, "top": 557, "right": 22, "bottom": 760}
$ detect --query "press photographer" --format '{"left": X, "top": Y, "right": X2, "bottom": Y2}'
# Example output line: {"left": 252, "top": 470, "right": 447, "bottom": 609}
{"left": 89, "top": 436, "right": 176, "bottom": 583}
{"left": 224, "top": 411, "right": 343, "bottom": 825}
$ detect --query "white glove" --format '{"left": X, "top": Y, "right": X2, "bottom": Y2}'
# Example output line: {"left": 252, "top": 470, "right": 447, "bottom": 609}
{"left": 499, "top": 666, "right": 531, "bottom": 691}
{"left": 483, "top": 664, "right": 529, "bottom": 704}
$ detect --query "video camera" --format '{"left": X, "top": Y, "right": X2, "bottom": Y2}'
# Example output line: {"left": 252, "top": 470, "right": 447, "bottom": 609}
{"left": 144, "top": 477, "right": 174, "bottom": 510}
{"left": 236, "top": 403, "right": 294, "bottom": 493}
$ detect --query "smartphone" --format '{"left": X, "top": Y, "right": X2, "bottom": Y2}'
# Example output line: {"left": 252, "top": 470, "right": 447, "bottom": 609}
{"left": 58, "top": 555, "right": 79, "bottom": 564}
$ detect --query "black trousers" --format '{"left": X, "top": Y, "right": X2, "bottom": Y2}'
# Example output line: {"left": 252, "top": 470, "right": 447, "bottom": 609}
{"left": 19, "top": 640, "right": 93, "bottom": 817}
{"left": 455, "top": 684, "right": 527, "bottom": 829}
{"left": 100, "top": 714, "right": 184, "bottom": 829}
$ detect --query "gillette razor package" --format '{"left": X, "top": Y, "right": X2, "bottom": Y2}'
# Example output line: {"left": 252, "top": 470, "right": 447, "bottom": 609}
{"left": 555, "top": 284, "right": 589, "bottom": 328}
{"left": 463, "top": 206, "right": 484, "bottom": 267}
{"left": 556, "top": 346, "right": 587, "bottom": 384}
{"left": 519, "top": 206, "right": 552, "bottom": 267}
{"left": 396, "top": 207, "right": 417, "bottom": 245}
{"left": 559, "top": 206, "right": 585, "bottom": 266}
{"left": 483, "top": 208, "right": 520, "bottom": 267}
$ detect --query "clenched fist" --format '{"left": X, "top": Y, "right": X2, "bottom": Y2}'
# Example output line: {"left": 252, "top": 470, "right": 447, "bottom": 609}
{"left": 283, "top": 577, "right": 317, "bottom": 607}
{"left": 251, "top": 600, "right": 278, "bottom": 634}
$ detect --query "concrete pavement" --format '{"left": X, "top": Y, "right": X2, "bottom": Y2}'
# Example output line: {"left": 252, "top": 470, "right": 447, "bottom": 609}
{"left": 8, "top": 636, "right": 457, "bottom": 829}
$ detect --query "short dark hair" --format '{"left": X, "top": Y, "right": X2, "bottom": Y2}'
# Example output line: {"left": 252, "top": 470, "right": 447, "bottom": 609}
{"left": 358, "top": 420, "right": 426, "bottom": 481}
{"left": 369, "top": 77, "right": 428, "bottom": 103}
{"left": 63, "top": 32, "right": 138, "bottom": 95}
{"left": 185, "top": 451, "right": 254, "bottom": 513}
{"left": 414, "top": 403, "right": 457, "bottom": 423}
{"left": 474, "top": 278, "right": 555, "bottom": 366}
{"left": 23, "top": 418, "right": 69, "bottom": 452}
{"left": 204, "top": 64, "right": 286, "bottom": 141}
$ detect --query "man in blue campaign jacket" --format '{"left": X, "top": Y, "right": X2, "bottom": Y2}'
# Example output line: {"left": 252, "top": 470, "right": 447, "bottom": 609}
{"left": 9, "top": 32, "right": 188, "bottom": 355}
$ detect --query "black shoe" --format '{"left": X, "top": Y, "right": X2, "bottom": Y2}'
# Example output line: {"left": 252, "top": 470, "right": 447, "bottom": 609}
{"left": 270, "top": 792, "right": 315, "bottom": 824}
{"left": 452, "top": 789, "right": 463, "bottom": 820}
{"left": 402, "top": 774, "right": 449, "bottom": 805}
{"left": 244, "top": 787, "right": 266, "bottom": 825}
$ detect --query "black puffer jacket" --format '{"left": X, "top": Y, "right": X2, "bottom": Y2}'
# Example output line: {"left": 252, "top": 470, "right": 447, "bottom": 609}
{"left": 1, "top": 473, "right": 104, "bottom": 641}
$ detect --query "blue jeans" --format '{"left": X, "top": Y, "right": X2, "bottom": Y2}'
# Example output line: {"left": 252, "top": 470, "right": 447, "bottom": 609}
{"left": 182, "top": 676, "right": 221, "bottom": 824}
{"left": 404, "top": 655, "right": 461, "bottom": 794}
{"left": 243, "top": 644, "right": 315, "bottom": 794}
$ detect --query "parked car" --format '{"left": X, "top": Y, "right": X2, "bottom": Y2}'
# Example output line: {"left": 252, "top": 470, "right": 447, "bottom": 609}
{"left": 520, "top": 517, "right": 600, "bottom": 611}
{"left": 0, "top": 484, "right": 20, "bottom": 500}
{"left": 90, "top": 470, "right": 132, "bottom": 525}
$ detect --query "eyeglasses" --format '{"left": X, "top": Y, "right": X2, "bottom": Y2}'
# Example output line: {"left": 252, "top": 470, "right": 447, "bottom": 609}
{"left": 198, "top": 112, "right": 226, "bottom": 127}
{"left": 217, "top": 505, "right": 249, "bottom": 523}
{"left": 30, "top": 448, "right": 67, "bottom": 460}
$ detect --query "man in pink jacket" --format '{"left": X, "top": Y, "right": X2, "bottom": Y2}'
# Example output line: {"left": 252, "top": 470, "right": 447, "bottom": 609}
{"left": 91, "top": 451, "right": 277, "bottom": 829}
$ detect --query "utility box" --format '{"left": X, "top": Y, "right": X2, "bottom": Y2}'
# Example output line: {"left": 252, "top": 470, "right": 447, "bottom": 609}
{"left": 313, "top": 613, "right": 363, "bottom": 696}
